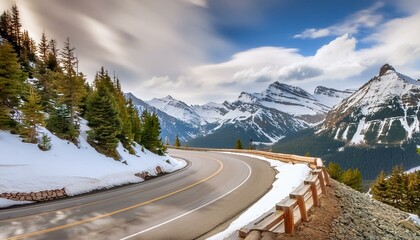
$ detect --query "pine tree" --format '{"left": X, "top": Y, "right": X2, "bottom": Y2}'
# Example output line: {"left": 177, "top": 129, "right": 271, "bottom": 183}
{"left": 58, "top": 37, "right": 85, "bottom": 139}
{"left": 341, "top": 168, "right": 362, "bottom": 192}
{"left": 174, "top": 134, "right": 181, "bottom": 148}
{"left": 20, "top": 86, "right": 45, "bottom": 143}
{"left": 0, "top": 42, "right": 25, "bottom": 129}
{"left": 46, "top": 103, "right": 76, "bottom": 140}
{"left": 37, "top": 31, "right": 49, "bottom": 72}
{"left": 371, "top": 170, "right": 389, "bottom": 203}
{"left": 235, "top": 138, "right": 242, "bottom": 149}
{"left": 387, "top": 165, "right": 405, "bottom": 208}
{"left": 327, "top": 162, "right": 343, "bottom": 180}
{"left": 127, "top": 98, "right": 142, "bottom": 144}
{"left": 113, "top": 76, "right": 132, "bottom": 144}
{"left": 10, "top": 3, "right": 21, "bottom": 49}
{"left": 141, "top": 111, "right": 164, "bottom": 154}
{"left": 0, "top": 10, "right": 12, "bottom": 40}
{"left": 85, "top": 83, "right": 121, "bottom": 159}
{"left": 46, "top": 39, "right": 59, "bottom": 71}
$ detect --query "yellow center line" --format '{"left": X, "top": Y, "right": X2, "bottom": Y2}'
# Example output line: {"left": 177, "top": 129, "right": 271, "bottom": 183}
{"left": 5, "top": 157, "right": 224, "bottom": 240}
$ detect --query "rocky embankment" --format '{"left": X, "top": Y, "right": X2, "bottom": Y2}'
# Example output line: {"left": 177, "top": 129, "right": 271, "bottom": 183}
{"left": 280, "top": 180, "right": 419, "bottom": 240}
{"left": 330, "top": 181, "right": 420, "bottom": 240}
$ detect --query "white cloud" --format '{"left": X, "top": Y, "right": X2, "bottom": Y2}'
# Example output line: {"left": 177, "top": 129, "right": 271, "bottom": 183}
{"left": 16, "top": 0, "right": 227, "bottom": 86}
{"left": 294, "top": 2, "right": 384, "bottom": 39}
{"left": 145, "top": 9, "right": 420, "bottom": 104}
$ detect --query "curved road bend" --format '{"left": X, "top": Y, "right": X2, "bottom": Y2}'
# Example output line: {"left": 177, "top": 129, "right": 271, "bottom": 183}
{"left": 0, "top": 150, "right": 275, "bottom": 240}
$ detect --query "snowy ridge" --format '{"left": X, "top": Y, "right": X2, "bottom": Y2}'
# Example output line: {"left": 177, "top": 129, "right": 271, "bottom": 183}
{"left": 129, "top": 81, "right": 350, "bottom": 146}
{"left": 147, "top": 95, "right": 203, "bottom": 126}
{"left": 313, "top": 86, "right": 354, "bottom": 108}
{"left": 321, "top": 64, "right": 420, "bottom": 146}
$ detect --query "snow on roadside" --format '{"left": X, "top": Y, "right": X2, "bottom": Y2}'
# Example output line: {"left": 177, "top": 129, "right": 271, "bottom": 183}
{"left": 208, "top": 152, "right": 311, "bottom": 240}
{"left": 0, "top": 122, "right": 186, "bottom": 208}
{"left": 0, "top": 198, "right": 33, "bottom": 208}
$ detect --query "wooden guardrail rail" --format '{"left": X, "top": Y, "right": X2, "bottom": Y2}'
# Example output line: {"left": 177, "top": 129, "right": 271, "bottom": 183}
{"left": 238, "top": 166, "right": 330, "bottom": 239}
{"left": 167, "top": 146, "right": 321, "bottom": 169}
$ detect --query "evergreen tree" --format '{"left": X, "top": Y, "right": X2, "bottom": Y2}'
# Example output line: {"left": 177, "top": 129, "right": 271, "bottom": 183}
{"left": 85, "top": 83, "right": 120, "bottom": 159}
{"left": 113, "top": 76, "right": 133, "bottom": 144}
{"left": 387, "top": 165, "right": 405, "bottom": 207}
{"left": 174, "top": 134, "right": 181, "bottom": 148}
{"left": 0, "top": 10, "right": 12, "bottom": 40}
{"left": 327, "top": 162, "right": 343, "bottom": 180}
{"left": 341, "top": 168, "right": 362, "bottom": 192}
{"left": 20, "top": 86, "right": 45, "bottom": 143}
{"left": 127, "top": 98, "right": 142, "bottom": 144}
{"left": 10, "top": 3, "right": 21, "bottom": 49}
{"left": 371, "top": 170, "right": 389, "bottom": 203}
{"left": 141, "top": 110, "right": 165, "bottom": 155}
{"left": 235, "top": 138, "right": 242, "bottom": 149}
{"left": 46, "top": 104, "right": 76, "bottom": 140}
{"left": 58, "top": 37, "right": 85, "bottom": 139}
{"left": 37, "top": 31, "right": 49, "bottom": 73}
{"left": 46, "top": 39, "right": 59, "bottom": 71}
{"left": 0, "top": 42, "right": 25, "bottom": 129}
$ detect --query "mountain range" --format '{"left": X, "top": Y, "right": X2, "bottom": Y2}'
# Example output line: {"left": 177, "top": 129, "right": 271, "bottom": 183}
{"left": 126, "top": 81, "right": 353, "bottom": 147}
{"left": 273, "top": 64, "right": 420, "bottom": 179}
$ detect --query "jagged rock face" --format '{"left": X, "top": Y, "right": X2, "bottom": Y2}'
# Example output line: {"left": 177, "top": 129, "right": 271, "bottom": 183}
{"left": 320, "top": 64, "right": 420, "bottom": 145}
{"left": 379, "top": 63, "right": 395, "bottom": 76}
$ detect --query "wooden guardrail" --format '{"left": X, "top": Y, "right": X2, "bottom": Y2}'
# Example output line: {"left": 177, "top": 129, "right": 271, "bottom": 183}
{"left": 167, "top": 146, "right": 321, "bottom": 169}
{"left": 238, "top": 166, "right": 330, "bottom": 239}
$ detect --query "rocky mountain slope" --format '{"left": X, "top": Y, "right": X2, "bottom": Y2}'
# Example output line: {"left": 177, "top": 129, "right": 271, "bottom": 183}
{"left": 127, "top": 82, "right": 350, "bottom": 146}
{"left": 273, "top": 65, "right": 420, "bottom": 180}
{"left": 319, "top": 64, "right": 420, "bottom": 146}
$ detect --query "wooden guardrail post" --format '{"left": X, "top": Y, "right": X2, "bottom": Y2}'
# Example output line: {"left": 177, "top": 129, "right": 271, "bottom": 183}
{"left": 276, "top": 198, "right": 297, "bottom": 234}
{"left": 318, "top": 165, "right": 330, "bottom": 185}
{"left": 304, "top": 177, "right": 319, "bottom": 207}
{"left": 290, "top": 195, "right": 308, "bottom": 222}
{"left": 312, "top": 169, "right": 327, "bottom": 194}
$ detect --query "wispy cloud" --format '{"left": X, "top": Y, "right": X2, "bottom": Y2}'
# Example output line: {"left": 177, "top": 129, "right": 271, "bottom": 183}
{"left": 294, "top": 2, "right": 384, "bottom": 39}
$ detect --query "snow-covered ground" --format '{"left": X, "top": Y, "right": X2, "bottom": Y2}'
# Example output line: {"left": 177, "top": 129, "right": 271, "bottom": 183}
{"left": 0, "top": 122, "right": 186, "bottom": 208}
{"left": 406, "top": 165, "right": 420, "bottom": 173}
{"left": 208, "top": 152, "right": 311, "bottom": 240}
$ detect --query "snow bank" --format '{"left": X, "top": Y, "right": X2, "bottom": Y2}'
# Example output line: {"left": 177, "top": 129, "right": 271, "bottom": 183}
{"left": 0, "top": 123, "right": 186, "bottom": 208}
{"left": 208, "top": 152, "right": 311, "bottom": 239}
{"left": 0, "top": 198, "right": 33, "bottom": 208}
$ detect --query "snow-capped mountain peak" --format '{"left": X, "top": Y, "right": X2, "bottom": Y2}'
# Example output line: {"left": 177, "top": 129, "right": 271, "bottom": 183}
{"left": 147, "top": 96, "right": 202, "bottom": 126}
{"left": 321, "top": 64, "right": 420, "bottom": 145}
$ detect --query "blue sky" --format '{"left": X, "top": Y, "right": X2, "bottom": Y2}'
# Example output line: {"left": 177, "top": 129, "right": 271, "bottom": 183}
{"left": 1, "top": 0, "right": 420, "bottom": 104}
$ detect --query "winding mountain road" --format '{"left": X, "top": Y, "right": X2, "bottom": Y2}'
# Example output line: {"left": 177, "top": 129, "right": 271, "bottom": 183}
{"left": 0, "top": 150, "right": 275, "bottom": 240}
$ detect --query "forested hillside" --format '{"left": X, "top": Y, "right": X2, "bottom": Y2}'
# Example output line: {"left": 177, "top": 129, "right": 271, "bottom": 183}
{"left": 0, "top": 4, "right": 165, "bottom": 158}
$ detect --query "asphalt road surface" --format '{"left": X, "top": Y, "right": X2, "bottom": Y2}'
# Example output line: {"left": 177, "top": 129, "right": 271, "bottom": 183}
{"left": 0, "top": 149, "right": 275, "bottom": 240}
